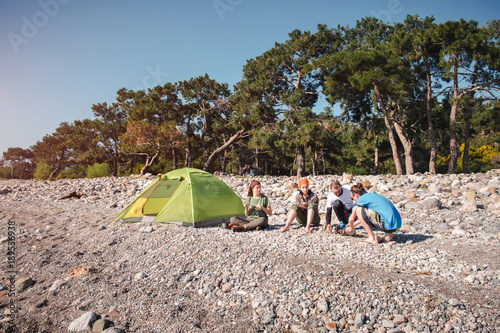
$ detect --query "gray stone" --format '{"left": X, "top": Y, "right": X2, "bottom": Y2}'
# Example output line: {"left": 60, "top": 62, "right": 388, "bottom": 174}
{"left": 317, "top": 298, "right": 329, "bottom": 314}
{"left": 404, "top": 201, "right": 420, "bottom": 210}
{"left": 483, "top": 223, "right": 500, "bottom": 234}
{"left": 394, "top": 314, "right": 407, "bottom": 324}
{"left": 221, "top": 283, "right": 232, "bottom": 292}
{"left": 68, "top": 311, "right": 100, "bottom": 331}
{"left": 48, "top": 279, "right": 68, "bottom": 292}
{"left": 354, "top": 312, "right": 365, "bottom": 328}
{"left": 420, "top": 198, "right": 441, "bottom": 209}
{"left": 433, "top": 223, "right": 450, "bottom": 233}
{"left": 92, "top": 318, "right": 113, "bottom": 332}
{"left": 291, "top": 306, "right": 303, "bottom": 316}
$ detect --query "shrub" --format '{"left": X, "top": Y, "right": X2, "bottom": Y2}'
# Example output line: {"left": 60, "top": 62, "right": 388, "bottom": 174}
{"left": 0, "top": 166, "right": 11, "bottom": 179}
{"left": 86, "top": 163, "right": 111, "bottom": 178}
{"left": 347, "top": 166, "right": 367, "bottom": 175}
{"left": 437, "top": 144, "right": 499, "bottom": 173}
{"left": 59, "top": 165, "right": 85, "bottom": 179}
{"left": 133, "top": 163, "right": 145, "bottom": 175}
{"left": 34, "top": 162, "right": 52, "bottom": 180}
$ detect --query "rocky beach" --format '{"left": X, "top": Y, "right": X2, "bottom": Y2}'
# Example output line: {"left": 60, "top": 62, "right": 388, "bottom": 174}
{"left": 0, "top": 170, "right": 499, "bottom": 333}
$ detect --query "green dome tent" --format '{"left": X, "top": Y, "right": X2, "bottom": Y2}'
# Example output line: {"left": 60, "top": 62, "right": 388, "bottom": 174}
{"left": 114, "top": 168, "right": 245, "bottom": 227}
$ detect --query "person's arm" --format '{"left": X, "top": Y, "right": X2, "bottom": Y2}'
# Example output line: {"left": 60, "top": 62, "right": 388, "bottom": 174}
{"left": 325, "top": 207, "right": 332, "bottom": 225}
{"left": 325, "top": 207, "right": 333, "bottom": 233}
{"left": 259, "top": 205, "right": 272, "bottom": 215}
{"left": 345, "top": 205, "right": 358, "bottom": 235}
{"left": 243, "top": 198, "right": 250, "bottom": 216}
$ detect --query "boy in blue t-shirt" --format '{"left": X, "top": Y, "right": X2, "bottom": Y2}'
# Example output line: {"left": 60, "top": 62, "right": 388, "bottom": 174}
{"left": 345, "top": 183, "right": 401, "bottom": 245}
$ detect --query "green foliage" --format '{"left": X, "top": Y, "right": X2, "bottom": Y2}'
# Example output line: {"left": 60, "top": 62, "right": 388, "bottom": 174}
{"left": 58, "top": 165, "right": 86, "bottom": 179}
{"left": 86, "top": 163, "right": 111, "bottom": 178}
{"left": 0, "top": 166, "right": 11, "bottom": 179}
{"left": 133, "top": 163, "right": 145, "bottom": 174}
{"left": 437, "top": 144, "right": 499, "bottom": 173}
{"left": 347, "top": 166, "right": 367, "bottom": 175}
{"left": 34, "top": 162, "right": 52, "bottom": 180}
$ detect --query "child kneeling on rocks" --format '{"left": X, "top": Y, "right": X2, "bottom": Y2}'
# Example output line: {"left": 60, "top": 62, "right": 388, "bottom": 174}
{"left": 346, "top": 183, "right": 401, "bottom": 245}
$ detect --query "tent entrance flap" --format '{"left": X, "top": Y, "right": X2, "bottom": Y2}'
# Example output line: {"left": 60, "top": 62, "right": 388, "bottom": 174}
{"left": 142, "top": 179, "right": 182, "bottom": 216}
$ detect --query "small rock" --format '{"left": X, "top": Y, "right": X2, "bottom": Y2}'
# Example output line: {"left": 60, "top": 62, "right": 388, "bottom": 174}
{"left": 93, "top": 318, "right": 114, "bottom": 332}
{"left": 382, "top": 319, "right": 395, "bottom": 328}
{"left": 48, "top": 279, "right": 68, "bottom": 292}
{"left": 393, "top": 314, "right": 407, "bottom": 324}
{"left": 221, "top": 283, "right": 232, "bottom": 292}
{"left": 420, "top": 198, "right": 441, "bottom": 209}
{"left": 317, "top": 298, "right": 329, "bottom": 314}
{"left": 354, "top": 312, "right": 365, "bottom": 328}
{"left": 291, "top": 306, "right": 303, "bottom": 316}
{"left": 68, "top": 311, "right": 100, "bottom": 331}
{"left": 15, "top": 277, "right": 35, "bottom": 293}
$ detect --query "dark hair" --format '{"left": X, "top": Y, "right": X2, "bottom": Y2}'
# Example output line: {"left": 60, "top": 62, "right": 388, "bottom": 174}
{"left": 350, "top": 183, "right": 367, "bottom": 196}
{"left": 248, "top": 180, "right": 260, "bottom": 197}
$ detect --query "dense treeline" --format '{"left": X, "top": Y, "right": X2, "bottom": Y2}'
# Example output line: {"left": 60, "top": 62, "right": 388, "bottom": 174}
{"left": 2, "top": 16, "right": 500, "bottom": 180}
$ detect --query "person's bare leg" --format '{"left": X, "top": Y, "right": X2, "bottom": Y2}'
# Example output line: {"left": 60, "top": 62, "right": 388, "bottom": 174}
{"left": 305, "top": 209, "right": 315, "bottom": 233}
{"left": 384, "top": 232, "right": 393, "bottom": 242}
{"left": 280, "top": 210, "right": 297, "bottom": 233}
{"left": 355, "top": 209, "right": 378, "bottom": 244}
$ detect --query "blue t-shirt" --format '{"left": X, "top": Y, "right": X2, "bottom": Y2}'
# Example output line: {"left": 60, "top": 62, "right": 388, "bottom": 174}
{"left": 355, "top": 193, "right": 401, "bottom": 230}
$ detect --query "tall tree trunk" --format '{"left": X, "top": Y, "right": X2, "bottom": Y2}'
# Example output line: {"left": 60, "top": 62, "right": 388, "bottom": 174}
{"left": 448, "top": 63, "right": 460, "bottom": 174}
{"left": 373, "top": 134, "right": 379, "bottom": 175}
{"left": 185, "top": 120, "right": 192, "bottom": 168}
{"left": 172, "top": 149, "right": 177, "bottom": 170}
{"left": 373, "top": 83, "right": 403, "bottom": 176}
{"left": 463, "top": 117, "right": 470, "bottom": 173}
{"left": 463, "top": 62, "right": 479, "bottom": 174}
{"left": 255, "top": 147, "right": 259, "bottom": 176}
{"left": 185, "top": 148, "right": 191, "bottom": 168}
{"left": 220, "top": 153, "right": 226, "bottom": 174}
{"left": 296, "top": 145, "right": 305, "bottom": 178}
{"left": 424, "top": 56, "right": 437, "bottom": 174}
{"left": 321, "top": 150, "right": 326, "bottom": 174}
{"left": 313, "top": 149, "right": 318, "bottom": 176}
{"left": 391, "top": 106, "right": 415, "bottom": 175}
{"left": 200, "top": 114, "right": 209, "bottom": 162}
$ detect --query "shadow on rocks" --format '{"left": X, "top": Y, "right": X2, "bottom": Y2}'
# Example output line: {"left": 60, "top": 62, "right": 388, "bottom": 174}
{"left": 393, "top": 232, "right": 433, "bottom": 244}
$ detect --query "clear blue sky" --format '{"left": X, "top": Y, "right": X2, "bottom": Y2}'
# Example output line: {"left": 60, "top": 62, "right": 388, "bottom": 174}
{"left": 1, "top": 0, "right": 499, "bottom": 156}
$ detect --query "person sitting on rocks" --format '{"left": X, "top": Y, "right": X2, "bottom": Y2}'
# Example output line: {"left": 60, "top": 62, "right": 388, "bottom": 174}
{"left": 228, "top": 180, "right": 272, "bottom": 232}
{"left": 279, "top": 178, "right": 320, "bottom": 234}
{"left": 325, "top": 180, "right": 354, "bottom": 234}
{"left": 346, "top": 183, "right": 401, "bottom": 245}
